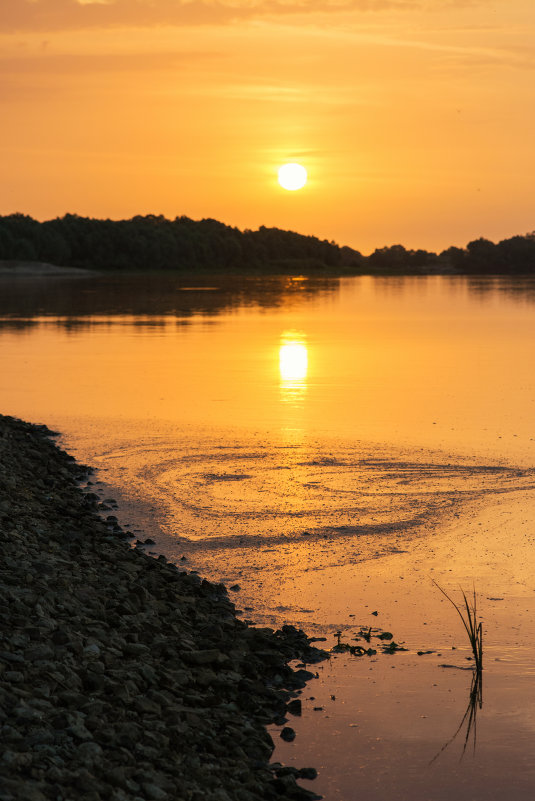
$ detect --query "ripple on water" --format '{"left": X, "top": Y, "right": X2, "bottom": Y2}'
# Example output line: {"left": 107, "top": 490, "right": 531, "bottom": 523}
{"left": 85, "top": 429, "right": 535, "bottom": 598}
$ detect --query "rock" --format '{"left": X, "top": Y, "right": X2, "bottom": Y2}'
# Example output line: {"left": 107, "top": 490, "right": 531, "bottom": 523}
{"left": 83, "top": 643, "right": 101, "bottom": 658}
{"left": 75, "top": 742, "right": 103, "bottom": 766}
{"left": 4, "top": 671, "right": 24, "bottom": 683}
{"left": 143, "top": 783, "right": 169, "bottom": 800}
{"left": 75, "top": 768, "right": 101, "bottom": 793}
{"left": 275, "top": 766, "right": 300, "bottom": 777}
{"left": 106, "top": 766, "right": 129, "bottom": 789}
{"left": 81, "top": 669, "right": 105, "bottom": 692}
{"left": 51, "top": 629, "right": 71, "bottom": 646}
{"left": 287, "top": 699, "right": 302, "bottom": 716}
{"left": 123, "top": 642, "right": 149, "bottom": 657}
{"left": 2, "top": 750, "right": 33, "bottom": 769}
{"left": 139, "top": 664, "right": 158, "bottom": 685}
{"left": 24, "top": 645, "right": 54, "bottom": 662}
{"left": 182, "top": 649, "right": 223, "bottom": 666}
{"left": 68, "top": 721, "right": 94, "bottom": 741}
{"left": 133, "top": 697, "right": 161, "bottom": 716}
{"left": 298, "top": 767, "right": 318, "bottom": 780}
{"left": 280, "top": 727, "right": 296, "bottom": 742}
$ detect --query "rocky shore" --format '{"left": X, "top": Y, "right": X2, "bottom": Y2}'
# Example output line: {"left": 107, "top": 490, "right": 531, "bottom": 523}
{"left": 0, "top": 415, "right": 326, "bottom": 801}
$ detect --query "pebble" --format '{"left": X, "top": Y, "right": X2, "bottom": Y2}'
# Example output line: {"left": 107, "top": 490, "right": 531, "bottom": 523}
{"left": 280, "top": 727, "right": 296, "bottom": 742}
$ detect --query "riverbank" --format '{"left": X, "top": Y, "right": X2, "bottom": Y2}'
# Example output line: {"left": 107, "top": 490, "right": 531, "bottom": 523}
{"left": 0, "top": 415, "right": 325, "bottom": 801}
{"left": 0, "top": 260, "right": 95, "bottom": 277}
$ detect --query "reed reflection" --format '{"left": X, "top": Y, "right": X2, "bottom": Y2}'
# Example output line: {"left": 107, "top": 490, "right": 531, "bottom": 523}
{"left": 279, "top": 332, "right": 308, "bottom": 407}
{"left": 430, "top": 670, "right": 483, "bottom": 764}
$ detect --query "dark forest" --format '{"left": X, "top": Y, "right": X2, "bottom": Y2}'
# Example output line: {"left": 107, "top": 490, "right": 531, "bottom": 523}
{"left": 1, "top": 213, "right": 535, "bottom": 274}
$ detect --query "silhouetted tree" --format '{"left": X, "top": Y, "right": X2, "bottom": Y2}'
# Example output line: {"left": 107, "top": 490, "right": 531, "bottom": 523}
{"left": 438, "top": 246, "right": 466, "bottom": 272}
{"left": 465, "top": 238, "right": 500, "bottom": 273}
{"left": 367, "top": 244, "right": 438, "bottom": 273}
{"left": 0, "top": 213, "right": 350, "bottom": 273}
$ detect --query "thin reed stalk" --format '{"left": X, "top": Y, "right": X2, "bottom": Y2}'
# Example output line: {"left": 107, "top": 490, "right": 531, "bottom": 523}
{"left": 432, "top": 580, "right": 483, "bottom": 673}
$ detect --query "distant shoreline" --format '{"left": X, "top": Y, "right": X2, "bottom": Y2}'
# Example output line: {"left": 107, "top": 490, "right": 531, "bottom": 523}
{"left": 2, "top": 258, "right": 535, "bottom": 280}
{"left": 0, "top": 260, "right": 96, "bottom": 277}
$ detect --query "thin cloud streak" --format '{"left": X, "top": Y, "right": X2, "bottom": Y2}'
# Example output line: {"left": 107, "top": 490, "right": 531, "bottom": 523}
{"left": 351, "top": 30, "right": 535, "bottom": 69}
{"left": 2, "top": 0, "right": 430, "bottom": 33}
{"left": 0, "top": 50, "right": 224, "bottom": 75}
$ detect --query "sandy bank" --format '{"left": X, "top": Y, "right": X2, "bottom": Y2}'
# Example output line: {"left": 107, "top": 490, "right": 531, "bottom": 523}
{"left": 0, "top": 415, "right": 325, "bottom": 801}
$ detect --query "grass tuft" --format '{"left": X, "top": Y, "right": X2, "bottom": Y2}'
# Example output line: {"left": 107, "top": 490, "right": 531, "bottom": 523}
{"left": 432, "top": 580, "right": 483, "bottom": 674}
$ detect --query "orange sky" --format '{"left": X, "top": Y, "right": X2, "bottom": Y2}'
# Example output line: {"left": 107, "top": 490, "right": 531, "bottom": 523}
{"left": 1, "top": 0, "right": 534, "bottom": 254}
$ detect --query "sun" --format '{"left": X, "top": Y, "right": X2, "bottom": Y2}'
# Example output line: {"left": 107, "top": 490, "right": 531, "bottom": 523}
{"left": 278, "top": 163, "right": 307, "bottom": 191}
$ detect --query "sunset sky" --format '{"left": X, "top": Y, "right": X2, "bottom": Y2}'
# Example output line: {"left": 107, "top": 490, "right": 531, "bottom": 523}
{"left": 1, "top": 0, "right": 534, "bottom": 254}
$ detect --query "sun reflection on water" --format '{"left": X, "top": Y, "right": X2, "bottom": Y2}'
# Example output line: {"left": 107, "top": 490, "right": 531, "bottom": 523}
{"left": 279, "top": 332, "right": 308, "bottom": 406}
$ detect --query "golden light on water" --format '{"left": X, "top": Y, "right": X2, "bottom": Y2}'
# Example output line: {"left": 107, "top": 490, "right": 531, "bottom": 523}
{"left": 279, "top": 334, "right": 308, "bottom": 407}
{"left": 279, "top": 341, "right": 308, "bottom": 380}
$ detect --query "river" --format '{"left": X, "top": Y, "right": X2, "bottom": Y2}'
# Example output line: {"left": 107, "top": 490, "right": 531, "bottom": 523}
{"left": 1, "top": 271, "right": 535, "bottom": 799}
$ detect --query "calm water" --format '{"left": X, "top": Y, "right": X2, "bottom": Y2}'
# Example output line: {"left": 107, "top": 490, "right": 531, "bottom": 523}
{"left": 2, "top": 272, "right": 535, "bottom": 799}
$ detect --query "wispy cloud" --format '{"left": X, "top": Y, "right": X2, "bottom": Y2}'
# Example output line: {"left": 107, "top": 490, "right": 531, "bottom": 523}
{"left": 431, "top": 45, "right": 535, "bottom": 72}
{"left": 0, "top": 50, "right": 224, "bottom": 75}
{"left": 2, "top": 0, "right": 426, "bottom": 33}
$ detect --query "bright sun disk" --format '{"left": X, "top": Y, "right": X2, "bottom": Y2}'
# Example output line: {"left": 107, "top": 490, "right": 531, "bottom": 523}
{"left": 278, "top": 163, "right": 307, "bottom": 191}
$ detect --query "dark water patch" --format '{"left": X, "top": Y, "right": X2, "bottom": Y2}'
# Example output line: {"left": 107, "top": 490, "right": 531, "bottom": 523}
{"left": 0, "top": 272, "right": 340, "bottom": 326}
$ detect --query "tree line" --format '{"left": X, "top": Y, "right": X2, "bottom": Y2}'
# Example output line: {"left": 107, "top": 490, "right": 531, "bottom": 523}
{"left": 0, "top": 213, "right": 358, "bottom": 273}
{"left": 1, "top": 212, "right": 534, "bottom": 274}
{"left": 367, "top": 236, "right": 535, "bottom": 274}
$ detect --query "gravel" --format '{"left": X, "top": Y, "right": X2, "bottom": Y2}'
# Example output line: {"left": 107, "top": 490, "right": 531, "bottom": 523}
{"left": 0, "top": 415, "right": 326, "bottom": 801}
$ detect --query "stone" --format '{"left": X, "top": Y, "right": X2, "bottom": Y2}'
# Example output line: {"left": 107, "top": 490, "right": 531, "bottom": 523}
{"left": 24, "top": 645, "right": 54, "bottom": 662}
{"left": 83, "top": 643, "right": 101, "bottom": 658}
{"left": 287, "top": 699, "right": 302, "bottom": 715}
{"left": 182, "top": 649, "right": 222, "bottom": 666}
{"left": 75, "top": 741, "right": 103, "bottom": 766}
{"left": 75, "top": 768, "right": 100, "bottom": 793}
{"left": 68, "top": 721, "right": 94, "bottom": 742}
{"left": 298, "top": 767, "right": 318, "bottom": 780}
{"left": 4, "top": 671, "right": 24, "bottom": 683}
{"left": 142, "top": 783, "right": 168, "bottom": 800}
{"left": 280, "top": 727, "right": 296, "bottom": 742}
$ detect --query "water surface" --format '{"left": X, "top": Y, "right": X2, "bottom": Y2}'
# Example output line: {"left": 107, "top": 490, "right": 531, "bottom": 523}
{"left": 1, "top": 272, "right": 535, "bottom": 799}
